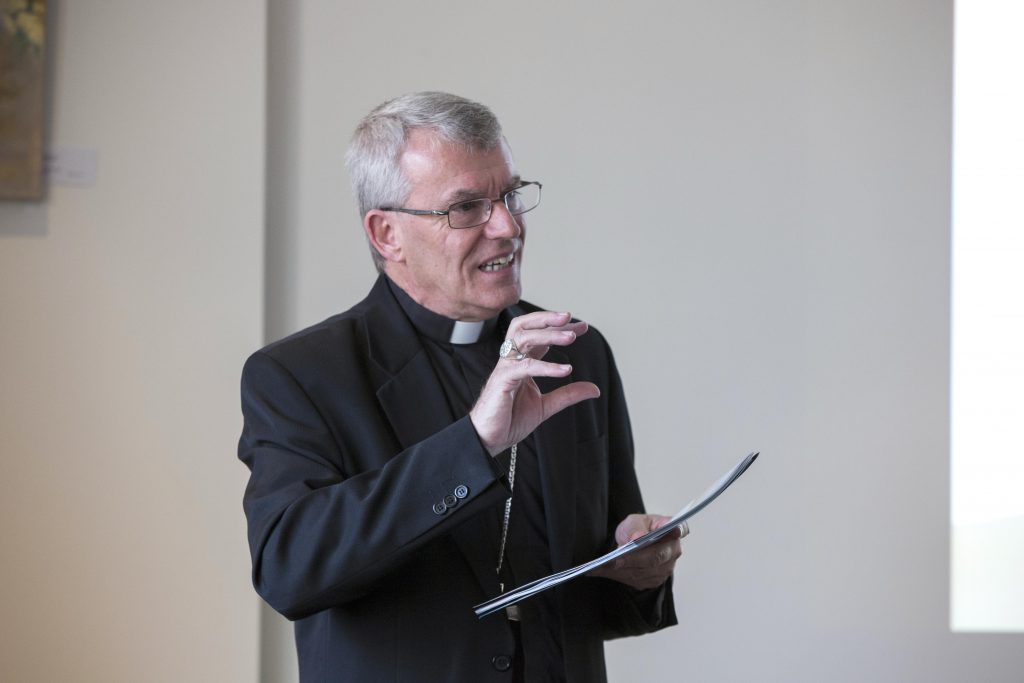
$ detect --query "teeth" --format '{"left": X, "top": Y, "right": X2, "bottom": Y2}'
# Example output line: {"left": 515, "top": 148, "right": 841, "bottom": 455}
{"left": 480, "top": 253, "right": 514, "bottom": 272}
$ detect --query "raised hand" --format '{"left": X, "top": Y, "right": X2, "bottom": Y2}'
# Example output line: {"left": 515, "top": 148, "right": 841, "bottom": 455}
{"left": 469, "top": 311, "right": 600, "bottom": 455}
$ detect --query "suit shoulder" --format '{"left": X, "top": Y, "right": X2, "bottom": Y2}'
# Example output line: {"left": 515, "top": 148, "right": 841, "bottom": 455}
{"left": 247, "top": 293, "right": 381, "bottom": 373}
{"left": 259, "top": 312, "right": 360, "bottom": 361}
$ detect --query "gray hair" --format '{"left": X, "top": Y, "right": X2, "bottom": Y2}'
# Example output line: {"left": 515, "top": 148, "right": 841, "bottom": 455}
{"left": 345, "top": 92, "right": 505, "bottom": 271}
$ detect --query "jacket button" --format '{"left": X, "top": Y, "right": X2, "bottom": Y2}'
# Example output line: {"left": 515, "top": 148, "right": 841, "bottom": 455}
{"left": 443, "top": 493, "right": 458, "bottom": 508}
{"left": 454, "top": 484, "right": 469, "bottom": 499}
{"left": 432, "top": 501, "right": 447, "bottom": 515}
{"left": 491, "top": 654, "right": 512, "bottom": 672}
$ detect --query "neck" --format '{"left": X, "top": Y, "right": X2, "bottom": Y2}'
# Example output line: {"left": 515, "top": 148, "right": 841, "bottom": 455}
{"left": 384, "top": 267, "right": 487, "bottom": 322}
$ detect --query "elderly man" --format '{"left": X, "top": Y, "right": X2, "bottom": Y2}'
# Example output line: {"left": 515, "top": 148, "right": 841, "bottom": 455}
{"left": 239, "top": 92, "right": 680, "bottom": 682}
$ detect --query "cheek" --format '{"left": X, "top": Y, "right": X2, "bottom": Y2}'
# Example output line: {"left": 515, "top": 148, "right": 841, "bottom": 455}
{"left": 449, "top": 236, "right": 481, "bottom": 269}
{"left": 418, "top": 232, "right": 464, "bottom": 272}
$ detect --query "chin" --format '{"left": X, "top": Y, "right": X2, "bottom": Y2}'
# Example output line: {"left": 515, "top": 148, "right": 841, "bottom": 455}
{"left": 468, "top": 289, "right": 520, "bottom": 320}
{"left": 495, "top": 283, "right": 522, "bottom": 309}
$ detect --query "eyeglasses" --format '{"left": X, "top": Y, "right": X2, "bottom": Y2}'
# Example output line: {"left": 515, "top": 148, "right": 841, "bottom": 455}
{"left": 379, "top": 181, "right": 542, "bottom": 230}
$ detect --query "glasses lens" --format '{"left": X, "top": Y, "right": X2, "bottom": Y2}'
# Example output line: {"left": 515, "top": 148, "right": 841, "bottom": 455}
{"left": 505, "top": 183, "right": 541, "bottom": 216}
{"left": 448, "top": 198, "right": 491, "bottom": 229}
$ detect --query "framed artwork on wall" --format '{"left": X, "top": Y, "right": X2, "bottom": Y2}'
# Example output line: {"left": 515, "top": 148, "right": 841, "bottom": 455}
{"left": 0, "top": 0, "right": 45, "bottom": 200}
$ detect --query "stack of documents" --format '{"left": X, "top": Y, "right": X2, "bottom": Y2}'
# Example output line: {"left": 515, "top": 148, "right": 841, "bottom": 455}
{"left": 474, "top": 451, "right": 759, "bottom": 619}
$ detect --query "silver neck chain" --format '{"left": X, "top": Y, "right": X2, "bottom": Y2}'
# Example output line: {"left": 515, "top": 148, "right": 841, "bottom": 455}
{"left": 495, "top": 442, "right": 517, "bottom": 578}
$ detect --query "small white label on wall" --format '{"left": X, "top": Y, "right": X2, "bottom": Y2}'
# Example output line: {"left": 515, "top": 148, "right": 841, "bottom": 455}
{"left": 45, "top": 147, "right": 99, "bottom": 187}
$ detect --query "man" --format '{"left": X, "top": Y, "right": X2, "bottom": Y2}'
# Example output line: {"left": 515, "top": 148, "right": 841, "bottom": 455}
{"left": 239, "top": 92, "right": 681, "bottom": 682}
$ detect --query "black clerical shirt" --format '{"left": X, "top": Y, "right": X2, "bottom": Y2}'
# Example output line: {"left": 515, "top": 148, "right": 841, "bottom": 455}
{"left": 387, "top": 278, "right": 567, "bottom": 682}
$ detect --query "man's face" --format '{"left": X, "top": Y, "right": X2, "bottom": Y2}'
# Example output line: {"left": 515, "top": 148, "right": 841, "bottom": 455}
{"left": 386, "top": 129, "right": 526, "bottom": 321}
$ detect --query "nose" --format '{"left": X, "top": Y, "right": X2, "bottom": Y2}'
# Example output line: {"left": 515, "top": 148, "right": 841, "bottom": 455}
{"left": 483, "top": 201, "right": 522, "bottom": 240}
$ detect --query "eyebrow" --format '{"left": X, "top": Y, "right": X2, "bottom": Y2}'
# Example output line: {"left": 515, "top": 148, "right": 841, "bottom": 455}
{"left": 442, "top": 175, "right": 522, "bottom": 206}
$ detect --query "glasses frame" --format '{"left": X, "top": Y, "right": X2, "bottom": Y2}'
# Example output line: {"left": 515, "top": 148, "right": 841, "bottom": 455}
{"left": 379, "top": 181, "right": 542, "bottom": 230}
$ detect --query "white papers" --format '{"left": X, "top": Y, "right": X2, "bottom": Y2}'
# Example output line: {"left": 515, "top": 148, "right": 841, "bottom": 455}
{"left": 473, "top": 451, "right": 759, "bottom": 619}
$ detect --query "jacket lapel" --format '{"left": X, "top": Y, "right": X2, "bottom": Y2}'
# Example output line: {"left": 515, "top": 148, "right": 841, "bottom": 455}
{"left": 362, "top": 277, "right": 503, "bottom": 597}
{"left": 360, "top": 278, "right": 453, "bottom": 449}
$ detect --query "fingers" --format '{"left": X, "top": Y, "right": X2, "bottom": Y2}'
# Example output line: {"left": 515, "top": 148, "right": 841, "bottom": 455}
{"left": 586, "top": 535, "right": 682, "bottom": 590}
{"left": 502, "top": 328, "right": 581, "bottom": 360}
{"left": 503, "top": 311, "right": 589, "bottom": 360}
{"left": 615, "top": 513, "right": 674, "bottom": 546}
{"left": 613, "top": 537, "right": 682, "bottom": 589}
{"left": 513, "top": 310, "right": 581, "bottom": 332}
{"left": 613, "top": 537, "right": 682, "bottom": 570}
{"left": 592, "top": 513, "right": 684, "bottom": 589}
{"left": 486, "top": 357, "right": 578, "bottom": 391}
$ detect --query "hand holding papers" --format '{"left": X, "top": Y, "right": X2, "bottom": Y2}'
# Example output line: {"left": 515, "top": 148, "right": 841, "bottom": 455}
{"left": 586, "top": 512, "right": 687, "bottom": 590}
{"left": 474, "top": 451, "right": 759, "bottom": 619}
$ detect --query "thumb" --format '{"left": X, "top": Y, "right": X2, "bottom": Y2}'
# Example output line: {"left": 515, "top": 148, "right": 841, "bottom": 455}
{"left": 615, "top": 514, "right": 650, "bottom": 546}
{"left": 540, "top": 381, "right": 601, "bottom": 421}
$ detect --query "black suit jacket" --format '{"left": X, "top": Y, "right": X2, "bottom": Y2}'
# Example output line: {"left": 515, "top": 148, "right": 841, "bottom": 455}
{"left": 239, "top": 277, "right": 676, "bottom": 682}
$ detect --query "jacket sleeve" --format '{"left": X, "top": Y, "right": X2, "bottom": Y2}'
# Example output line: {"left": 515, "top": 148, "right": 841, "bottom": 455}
{"left": 238, "top": 350, "right": 509, "bottom": 621}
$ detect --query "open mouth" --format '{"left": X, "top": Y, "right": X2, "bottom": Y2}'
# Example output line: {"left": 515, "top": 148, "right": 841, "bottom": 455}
{"left": 480, "top": 253, "right": 515, "bottom": 272}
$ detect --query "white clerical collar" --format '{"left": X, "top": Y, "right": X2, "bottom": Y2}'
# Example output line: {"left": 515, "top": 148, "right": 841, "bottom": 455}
{"left": 449, "top": 320, "right": 486, "bottom": 345}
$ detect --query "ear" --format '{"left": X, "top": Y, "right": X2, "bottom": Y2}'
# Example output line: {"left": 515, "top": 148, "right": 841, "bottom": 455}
{"left": 364, "top": 210, "right": 404, "bottom": 264}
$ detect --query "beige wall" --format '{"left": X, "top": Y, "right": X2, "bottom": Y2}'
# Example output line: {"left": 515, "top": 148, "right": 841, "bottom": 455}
{"left": 0, "top": 2, "right": 264, "bottom": 681}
